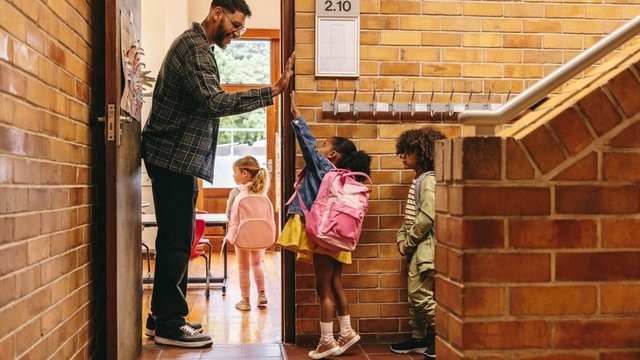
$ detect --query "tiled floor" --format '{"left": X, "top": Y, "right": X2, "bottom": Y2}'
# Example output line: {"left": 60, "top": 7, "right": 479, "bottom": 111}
{"left": 139, "top": 342, "right": 425, "bottom": 359}
{"left": 138, "top": 252, "right": 422, "bottom": 360}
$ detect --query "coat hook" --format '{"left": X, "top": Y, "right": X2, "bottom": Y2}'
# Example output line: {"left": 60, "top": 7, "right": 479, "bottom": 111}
{"left": 351, "top": 80, "right": 358, "bottom": 117}
{"left": 485, "top": 82, "right": 492, "bottom": 110}
{"left": 465, "top": 83, "right": 474, "bottom": 110}
{"left": 390, "top": 82, "right": 397, "bottom": 116}
{"left": 332, "top": 79, "right": 339, "bottom": 116}
{"left": 447, "top": 86, "right": 455, "bottom": 116}
{"left": 409, "top": 82, "right": 416, "bottom": 117}
{"left": 429, "top": 82, "right": 435, "bottom": 116}
{"left": 371, "top": 82, "right": 377, "bottom": 116}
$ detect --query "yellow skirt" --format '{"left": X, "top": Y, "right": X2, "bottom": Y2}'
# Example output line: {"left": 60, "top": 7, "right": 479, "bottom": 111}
{"left": 277, "top": 215, "right": 351, "bottom": 264}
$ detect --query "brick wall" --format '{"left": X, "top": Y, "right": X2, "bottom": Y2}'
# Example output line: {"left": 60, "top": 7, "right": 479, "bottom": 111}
{"left": 292, "top": 0, "right": 640, "bottom": 347}
{"left": 435, "top": 37, "right": 640, "bottom": 358}
{"left": 0, "top": 0, "right": 101, "bottom": 358}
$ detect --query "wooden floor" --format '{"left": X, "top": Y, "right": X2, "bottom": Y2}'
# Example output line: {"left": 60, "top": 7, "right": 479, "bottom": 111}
{"left": 138, "top": 251, "right": 423, "bottom": 360}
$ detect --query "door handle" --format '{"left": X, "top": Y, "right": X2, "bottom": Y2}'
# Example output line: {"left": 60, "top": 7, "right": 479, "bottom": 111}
{"left": 100, "top": 104, "right": 133, "bottom": 144}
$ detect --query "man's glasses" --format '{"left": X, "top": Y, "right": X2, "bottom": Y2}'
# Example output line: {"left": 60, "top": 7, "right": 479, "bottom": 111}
{"left": 222, "top": 11, "right": 247, "bottom": 37}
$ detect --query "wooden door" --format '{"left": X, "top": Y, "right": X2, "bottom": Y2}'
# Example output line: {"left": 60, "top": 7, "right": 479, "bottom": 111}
{"left": 104, "top": 0, "right": 142, "bottom": 358}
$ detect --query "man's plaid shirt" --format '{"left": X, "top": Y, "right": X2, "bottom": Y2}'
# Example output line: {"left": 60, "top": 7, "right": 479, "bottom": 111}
{"left": 142, "top": 22, "right": 273, "bottom": 183}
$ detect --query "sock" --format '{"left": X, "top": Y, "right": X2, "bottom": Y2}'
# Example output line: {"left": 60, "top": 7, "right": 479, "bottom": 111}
{"left": 320, "top": 321, "right": 334, "bottom": 343}
{"left": 338, "top": 315, "right": 352, "bottom": 337}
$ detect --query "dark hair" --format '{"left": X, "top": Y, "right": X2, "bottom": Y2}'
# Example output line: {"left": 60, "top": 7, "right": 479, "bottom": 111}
{"left": 330, "top": 137, "right": 372, "bottom": 181}
{"left": 211, "top": 0, "right": 252, "bottom": 16}
{"left": 395, "top": 129, "right": 446, "bottom": 172}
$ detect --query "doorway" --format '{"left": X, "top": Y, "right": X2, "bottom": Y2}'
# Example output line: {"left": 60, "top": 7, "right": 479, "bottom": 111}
{"left": 138, "top": 0, "right": 283, "bottom": 346}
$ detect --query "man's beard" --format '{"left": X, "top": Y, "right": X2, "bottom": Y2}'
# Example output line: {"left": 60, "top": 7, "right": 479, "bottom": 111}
{"left": 214, "top": 22, "right": 230, "bottom": 48}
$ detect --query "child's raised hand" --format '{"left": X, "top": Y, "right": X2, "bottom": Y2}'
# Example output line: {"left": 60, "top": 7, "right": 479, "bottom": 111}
{"left": 290, "top": 91, "right": 302, "bottom": 118}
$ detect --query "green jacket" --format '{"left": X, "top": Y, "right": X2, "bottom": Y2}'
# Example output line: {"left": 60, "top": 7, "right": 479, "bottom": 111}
{"left": 397, "top": 171, "right": 436, "bottom": 275}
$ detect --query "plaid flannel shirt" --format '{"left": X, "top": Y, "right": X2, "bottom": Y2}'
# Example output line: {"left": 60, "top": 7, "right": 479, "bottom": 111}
{"left": 142, "top": 22, "right": 273, "bottom": 182}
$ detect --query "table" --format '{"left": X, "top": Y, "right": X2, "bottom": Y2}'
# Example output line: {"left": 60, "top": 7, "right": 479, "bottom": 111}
{"left": 141, "top": 213, "right": 228, "bottom": 295}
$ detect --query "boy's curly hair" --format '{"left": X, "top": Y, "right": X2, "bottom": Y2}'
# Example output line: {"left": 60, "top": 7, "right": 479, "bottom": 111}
{"left": 395, "top": 128, "right": 446, "bottom": 172}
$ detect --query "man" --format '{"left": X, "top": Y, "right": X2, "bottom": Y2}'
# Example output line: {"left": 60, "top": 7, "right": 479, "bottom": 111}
{"left": 141, "top": 0, "right": 295, "bottom": 348}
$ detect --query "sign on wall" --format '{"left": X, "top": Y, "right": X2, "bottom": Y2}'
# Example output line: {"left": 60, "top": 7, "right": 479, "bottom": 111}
{"left": 315, "top": 0, "right": 360, "bottom": 77}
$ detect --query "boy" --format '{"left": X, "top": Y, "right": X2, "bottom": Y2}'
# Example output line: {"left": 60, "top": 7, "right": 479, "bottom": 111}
{"left": 390, "top": 128, "right": 445, "bottom": 359}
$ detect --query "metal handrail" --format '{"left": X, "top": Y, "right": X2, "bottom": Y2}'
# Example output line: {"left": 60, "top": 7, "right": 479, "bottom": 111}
{"left": 458, "top": 15, "right": 640, "bottom": 129}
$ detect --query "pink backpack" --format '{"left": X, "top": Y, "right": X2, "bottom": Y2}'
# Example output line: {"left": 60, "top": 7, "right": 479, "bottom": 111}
{"left": 297, "top": 169, "right": 372, "bottom": 252}
{"left": 231, "top": 195, "right": 276, "bottom": 250}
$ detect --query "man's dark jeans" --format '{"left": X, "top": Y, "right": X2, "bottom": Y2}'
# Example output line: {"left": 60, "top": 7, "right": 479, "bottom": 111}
{"left": 144, "top": 161, "right": 198, "bottom": 333}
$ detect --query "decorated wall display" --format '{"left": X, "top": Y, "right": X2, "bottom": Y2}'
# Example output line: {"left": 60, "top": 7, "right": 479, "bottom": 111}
{"left": 120, "top": 10, "right": 155, "bottom": 121}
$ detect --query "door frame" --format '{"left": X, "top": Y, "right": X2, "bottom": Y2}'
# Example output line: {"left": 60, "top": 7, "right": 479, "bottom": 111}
{"left": 199, "top": 28, "right": 282, "bottom": 247}
{"left": 280, "top": 0, "right": 296, "bottom": 345}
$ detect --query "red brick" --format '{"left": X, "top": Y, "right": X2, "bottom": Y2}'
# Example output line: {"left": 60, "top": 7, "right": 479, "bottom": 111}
{"left": 520, "top": 124, "right": 567, "bottom": 174}
{"left": 435, "top": 243, "right": 449, "bottom": 276}
{"left": 577, "top": 87, "right": 622, "bottom": 136}
{"left": 549, "top": 107, "right": 594, "bottom": 156}
{"left": 436, "top": 277, "right": 463, "bottom": 315}
{"left": 601, "top": 351, "right": 640, "bottom": 360}
{"left": 606, "top": 68, "right": 640, "bottom": 118}
{"left": 601, "top": 284, "right": 640, "bottom": 314}
{"left": 0, "top": 216, "right": 14, "bottom": 245}
{"left": 437, "top": 216, "right": 504, "bottom": 249}
{"left": 509, "top": 219, "right": 597, "bottom": 249}
{"left": 461, "top": 186, "right": 550, "bottom": 216}
{"left": 359, "top": 289, "right": 400, "bottom": 303}
{"left": 555, "top": 319, "right": 640, "bottom": 348}
{"left": 555, "top": 185, "right": 640, "bottom": 214}
{"left": 464, "top": 286, "right": 505, "bottom": 317}
{"left": 514, "top": 354, "right": 596, "bottom": 360}
{"left": 435, "top": 338, "right": 464, "bottom": 360}
{"left": 556, "top": 252, "right": 640, "bottom": 281}
{"left": 510, "top": 286, "right": 597, "bottom": 315}
{"left": 463, "top": 321, "right": 551, "bottom": 349}
{"left": 448, "top": 248, "right": 464, "bottom": 281}
{"left": 359, "top": 318, "right": 400, "bottom": 333}
{"left": 463, "top": 253, "right": 551, "bottom": 282}
{"left": 552, "top": 152, "right": 597, "bottom": 181}
{"left": 460, "top": 137, "right": 502, "bottom": 180}
{"left": 602, "top": 218, "right": 640, "bottom": 248}
{"left": 506, "top": 138, "right": 535, "bottom": 180}
{"left": 603, "top": 152, "right": 640, "bottom": 181}
{"left": 606, "top": 119, "right": 640, "bottom": 148}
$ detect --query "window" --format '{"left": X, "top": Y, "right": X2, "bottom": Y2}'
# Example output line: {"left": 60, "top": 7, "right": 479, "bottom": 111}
{"left": 204, "top": 40, "right": 272, "bottom": 188}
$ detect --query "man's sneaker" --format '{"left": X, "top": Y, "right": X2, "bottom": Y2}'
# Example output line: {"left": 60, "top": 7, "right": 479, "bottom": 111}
{"left": 333, "top": 330, "right": 361, "bottom": 356}
{"left": 154, "top": 325, "right": 213, "bottom": 348}
{"left": 390, "top": 337, "right": 428, "bottom": 354}
{"left": 308, "top": 339, "right": 339, "bottom": 359}
{"left": 258, "top": 294, "right": 268, "bottom": 307}
{"left": 145, "top": 313, "right": 203, "bottom": 337}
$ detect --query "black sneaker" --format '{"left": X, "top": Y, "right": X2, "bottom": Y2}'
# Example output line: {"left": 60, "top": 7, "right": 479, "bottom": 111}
{"left": 154, "top": 325, "right": 213, "bottom": 348}
{"left": 145, "top": 313, "right": 203, "bottom": 337}
{"left": 424, "top": 338, "right": 436, "bottom": 358}
{"left": 390, "top": 337, "right": 428, "bottom": 354}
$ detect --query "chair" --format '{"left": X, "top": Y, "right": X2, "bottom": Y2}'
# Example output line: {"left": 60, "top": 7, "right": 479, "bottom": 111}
{"left": 142, "top": 241, "right": 152, "bottom": 278}
{"left": 141, "top": 211, "right": 152, "bottom": 279}
{"left": 195, "top": 209, "right": 213, "bottom": 264}
{"left": 190, "top": 218, "right": 211, "bottom": 299}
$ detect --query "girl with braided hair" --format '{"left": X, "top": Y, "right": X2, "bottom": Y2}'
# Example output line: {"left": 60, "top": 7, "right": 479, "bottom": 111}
{"left": 390, "top": 128, "right": 445, "bottom": 359}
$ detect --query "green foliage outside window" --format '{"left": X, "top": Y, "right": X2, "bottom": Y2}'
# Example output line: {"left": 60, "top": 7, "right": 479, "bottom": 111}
{"left": 215, "top": 40, "right": 270, "bottom": 145}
